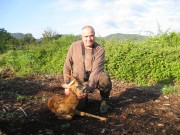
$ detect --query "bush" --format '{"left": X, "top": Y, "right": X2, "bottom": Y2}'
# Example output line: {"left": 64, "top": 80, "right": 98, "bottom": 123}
{"left": 0, "top": 35, "right": 77, "bottom": 75}
{"left": 0, "top": 33, "right": 180, "bottom": 86}
{"left": 104, "top": 32, "right": 180, "bottom": 85}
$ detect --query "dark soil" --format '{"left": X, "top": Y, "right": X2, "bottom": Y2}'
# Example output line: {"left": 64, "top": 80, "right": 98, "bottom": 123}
{"left": 0, "top": 70, "right": 179, "bottom": 135}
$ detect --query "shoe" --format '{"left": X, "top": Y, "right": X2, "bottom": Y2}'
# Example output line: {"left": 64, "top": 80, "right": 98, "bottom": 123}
{"left": 100, "top": 100, "right": 110, "bottom": 113}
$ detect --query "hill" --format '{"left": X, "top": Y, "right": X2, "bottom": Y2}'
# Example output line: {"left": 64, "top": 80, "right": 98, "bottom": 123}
{"left": 10, "top": 32, "right": 148, "bottom": 41}
{"left": 105, "top": 33, "right": 148, "bottom": 41}
{"left": 11, "top": 33, "right": 25, "bottom": 39}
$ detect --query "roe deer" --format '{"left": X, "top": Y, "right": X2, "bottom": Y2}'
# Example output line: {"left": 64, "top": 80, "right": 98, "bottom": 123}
{"left": 47, "top": 75, "right": 107, "bottom": 121}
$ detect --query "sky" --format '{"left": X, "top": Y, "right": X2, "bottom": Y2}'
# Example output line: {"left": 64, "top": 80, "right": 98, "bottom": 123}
{"left": 0, "top": 0, "right": 180, "bottom": 39}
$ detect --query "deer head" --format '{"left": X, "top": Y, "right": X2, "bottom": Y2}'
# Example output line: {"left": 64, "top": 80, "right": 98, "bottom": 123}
{"left": 61, "top": 74, "right": 86, "bottom": 96}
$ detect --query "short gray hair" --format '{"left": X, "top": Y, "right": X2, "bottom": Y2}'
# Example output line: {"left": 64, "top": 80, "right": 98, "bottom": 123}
{"left": 81, "top": 25, "right": 95, "bottom": 34}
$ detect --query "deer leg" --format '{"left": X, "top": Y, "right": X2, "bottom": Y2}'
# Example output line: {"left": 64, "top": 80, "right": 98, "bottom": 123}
{"left": 76, "top": 110, "right": 107, "bottom": 121}
{"left": 55, "top": 113, "right": 73, "bottom": 120}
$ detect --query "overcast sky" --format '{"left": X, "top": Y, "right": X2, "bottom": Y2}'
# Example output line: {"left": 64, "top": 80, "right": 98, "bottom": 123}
{"left": 1, "top": 0, "right": 179, "bottom": 38}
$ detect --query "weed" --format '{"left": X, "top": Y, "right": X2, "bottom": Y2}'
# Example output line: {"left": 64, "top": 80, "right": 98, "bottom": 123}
{"left": 162, "top": 85, "right": 180, "bottom": 95}
{"left": 60, "top": 123, "right": 71, "bottom": 129}
{"left": 16, "top": 95, "right": 26, "bottom": 101}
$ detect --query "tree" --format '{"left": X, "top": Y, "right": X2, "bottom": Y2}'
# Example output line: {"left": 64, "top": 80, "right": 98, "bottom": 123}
{"left": 41, "top": 27, "right": 62, "bottom": 42}
{"left": 22, "top": 33, "right": 36, "bottom": 45}
{"left": 0, "top": 28, "right": 14, "bottom": 53}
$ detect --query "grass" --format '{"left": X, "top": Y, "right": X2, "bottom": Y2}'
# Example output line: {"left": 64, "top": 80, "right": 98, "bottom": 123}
{"left": 161, "top": 85, "right": 180, "bottom": 95}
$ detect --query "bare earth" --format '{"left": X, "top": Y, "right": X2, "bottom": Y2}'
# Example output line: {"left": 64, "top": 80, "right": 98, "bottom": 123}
{"left": 0, "top": 73, "right": 179, "bottom": 135}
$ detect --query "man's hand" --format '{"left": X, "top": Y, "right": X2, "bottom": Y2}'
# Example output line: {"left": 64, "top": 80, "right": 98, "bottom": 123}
{"left": 76, "top": 93, "right": 87, "bottom": 99}
{"left": 64, "top": 86, "right": 93, "bottom": 99}
{"left": 64, "top": 88, "right": 87, "bottom": 99}
{"left": 76, "top": 86, "right": 94, "bottom": 99}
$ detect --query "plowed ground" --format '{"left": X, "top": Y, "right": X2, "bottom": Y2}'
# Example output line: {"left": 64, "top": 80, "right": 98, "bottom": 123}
{"left": 0, "top": 74, "right": 179, "bottom": 135}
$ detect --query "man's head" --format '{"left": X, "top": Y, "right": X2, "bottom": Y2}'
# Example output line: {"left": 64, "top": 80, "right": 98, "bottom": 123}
{"left": 81, "top": 25, "right": 95, "bottom": 48}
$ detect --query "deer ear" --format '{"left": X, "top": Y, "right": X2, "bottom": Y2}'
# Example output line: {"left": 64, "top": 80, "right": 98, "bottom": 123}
{"left": 61, "top": 84, "right": 69, "bottom": 89}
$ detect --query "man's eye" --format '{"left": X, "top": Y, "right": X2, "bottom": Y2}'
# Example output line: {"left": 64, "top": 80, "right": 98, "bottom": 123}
{"left": 84, "top": 35, "right": 94, "bottom": 38}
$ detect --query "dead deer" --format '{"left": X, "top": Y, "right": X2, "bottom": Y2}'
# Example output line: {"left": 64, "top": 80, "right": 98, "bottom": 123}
{"left": 47, "top": 75, "right": 107, "bottom": 121}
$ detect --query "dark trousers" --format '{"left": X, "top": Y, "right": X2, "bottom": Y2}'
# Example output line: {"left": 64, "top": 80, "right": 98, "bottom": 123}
{"left": 96, "top": 71, "right": 112, "bottom": 100}
{"left": 78, "top": 71, "right": 112, "bottom": 110}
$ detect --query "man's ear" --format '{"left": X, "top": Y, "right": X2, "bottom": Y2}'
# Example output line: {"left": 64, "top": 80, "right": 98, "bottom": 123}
{"left": 61, "top": 84, "right": 69, "bottom": 89}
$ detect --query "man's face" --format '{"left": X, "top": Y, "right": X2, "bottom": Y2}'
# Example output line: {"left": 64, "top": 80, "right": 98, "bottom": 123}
{"left": 82, "top": 28, "right": 95, "bottom": 48}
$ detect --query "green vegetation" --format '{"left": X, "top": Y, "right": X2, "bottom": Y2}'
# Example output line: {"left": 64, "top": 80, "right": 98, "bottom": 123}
{"left": 0, "top": 28, "right": 36, "bottom": 53}
{"left": 0, "top": 34, "right": 77, "bottom": 75}
{"left": 161, "top": 85, "right": 180, "bottom": 95}
{"left": 0, "top": 29, "right": 180, "bottom": 95}
{"left": 16, "top": 95, "right": 26, "bottom": 101}
{"left": 104, "top": 32, "right": 180, "bottom": 85}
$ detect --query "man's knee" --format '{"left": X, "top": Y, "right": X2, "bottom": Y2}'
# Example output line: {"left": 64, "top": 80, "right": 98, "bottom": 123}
{"left": 97, "top": 72, "right": 112, "bottom": 92}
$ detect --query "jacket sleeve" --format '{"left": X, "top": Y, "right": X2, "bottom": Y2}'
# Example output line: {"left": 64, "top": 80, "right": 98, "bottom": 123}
{"left": 88, "top": 47, "right": 105, "bottom": 90}
{"left": 63, "top": 45, "right": 73, "bottom": 83}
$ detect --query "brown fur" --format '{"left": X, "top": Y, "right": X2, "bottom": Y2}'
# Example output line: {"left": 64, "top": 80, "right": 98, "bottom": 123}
{"left": 47, "top": 78, "right": 107, "bottom": 121}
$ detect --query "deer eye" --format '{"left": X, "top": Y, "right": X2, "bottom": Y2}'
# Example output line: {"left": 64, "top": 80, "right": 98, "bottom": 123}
{"left": 76, "top": 86, "right": 80, "bottom": 89}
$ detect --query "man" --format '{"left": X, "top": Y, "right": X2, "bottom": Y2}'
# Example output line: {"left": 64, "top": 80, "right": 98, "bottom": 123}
{"left": 63, "top": 25, "right": 112, "bottom": 113}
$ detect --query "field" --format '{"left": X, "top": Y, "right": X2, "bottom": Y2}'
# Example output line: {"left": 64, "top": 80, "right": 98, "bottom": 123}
{"left": 0, "top": 72, "right": 179, "bottom": 135}
{"left": 0, "top": 32, "right": 180, "bottom": 134}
